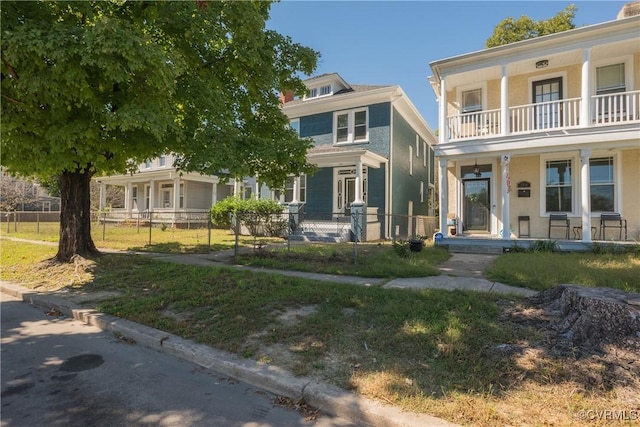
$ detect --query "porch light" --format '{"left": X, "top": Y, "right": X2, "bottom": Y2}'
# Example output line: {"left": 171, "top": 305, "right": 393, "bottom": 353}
{"left": 535, "top": 59, "right": 549, "bottom": 69}
{"left": 473, "top": 160, "right": 481, "bottom": 177}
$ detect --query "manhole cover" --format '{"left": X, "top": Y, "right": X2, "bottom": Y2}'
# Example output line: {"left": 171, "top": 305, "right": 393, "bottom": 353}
{"left": 59, "top": 354, "right": 104, "bottom": 372}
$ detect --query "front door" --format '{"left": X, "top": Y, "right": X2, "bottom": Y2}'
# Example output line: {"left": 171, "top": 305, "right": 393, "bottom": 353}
{"left": 345, "top": 177, "right": 356, "bottom": 212}
{"left": 533, "top": 77, "right": 562, "bottom": 129}
{"left": 463, "top": 178, "right": 490, "bottom": 232}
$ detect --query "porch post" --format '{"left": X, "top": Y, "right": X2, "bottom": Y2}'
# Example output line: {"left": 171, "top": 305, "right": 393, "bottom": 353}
{"left": 438, "top": 159, "right": 448, "bottom": 235}
{"left": 580, "top": 149, "right": 592, "bottom": 242}
{"left": 148, "top": 179, "right": 155, "bottom": 212}
{"left": 292, "top": 176, "right": 300, "bottom": 204}
{"left": 580, "top": 48, "right": 591, "bottom": 128}
{"left": 439, "top": 77, "right": 447, "bottom": 144}
{"left": 173, "top": 177, "right": 180, "bottom": 220}
{"left": 125, "top": 182, "right": 132, "bottom": 216}
{"left": 501, "top": 65, "right": 509, "bottom": 136}
{"left": 211, "top": 181, "right": 218, "bottom": 206}
{"left": 501, "top": 154, "right": 511, "bottom": 239}
{"left": 98, "top": 181, "right": 106, "bottom": 211}
{"left": 354, "top": 159, "right": 363, "bottom": 204}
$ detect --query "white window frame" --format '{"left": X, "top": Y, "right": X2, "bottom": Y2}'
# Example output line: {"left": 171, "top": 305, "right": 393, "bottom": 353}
{"left": 415, "top": 135, "right": 420, "bottom": 158}
{"left": 132, "top": 186, "right": 138, "bottom": 210}
{"left": 159, "top": 155, "right": 166, "bottom": 167}
{"left": 457, "top": 82, "right": 487, "bottom": 114}
{"left": 333, "top": 107, "right": 369, "bottom": 145}
{"left": 539, "top": 153, "right": 576, "bottom": 216}
{"left": 591, "top": 55, "right": 633, "bottom": 95}
{"left": 289, "top": 119, "right": 300, "bottom": 135}
{"left": 420, "top": 181, "right": 424, "bottom": 203}
{"left": 320, "top": 84, "right": 332, "bottom": 96}
{"left": 423, "top": 141, "right": 428, "bottom": 167}
{"left": 409, "top": 145, "right": 413, "bottom": 176}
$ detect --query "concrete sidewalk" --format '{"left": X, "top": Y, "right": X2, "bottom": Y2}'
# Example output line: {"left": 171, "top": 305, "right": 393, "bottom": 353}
{"left": 142, "top": 251, "right": 537, "bottom": 297}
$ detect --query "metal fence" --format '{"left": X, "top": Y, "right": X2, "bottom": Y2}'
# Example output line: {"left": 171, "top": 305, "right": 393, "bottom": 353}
{"left": 1, "top": 209, "right": 438, "bottom": 259}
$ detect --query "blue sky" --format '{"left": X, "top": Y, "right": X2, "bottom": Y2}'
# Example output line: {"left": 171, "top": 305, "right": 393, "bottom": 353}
{"left": 266, "top": 1, "right": 631, "bottom": 129}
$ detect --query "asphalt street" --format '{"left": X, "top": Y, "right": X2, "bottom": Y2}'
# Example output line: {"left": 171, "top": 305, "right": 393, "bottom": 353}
{"left": 1, "top": 292, "right": 356, "bottom": 427}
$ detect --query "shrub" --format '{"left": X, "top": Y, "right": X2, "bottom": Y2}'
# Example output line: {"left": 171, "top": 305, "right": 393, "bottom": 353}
{"left": 210, "top": 197, "right": 285, "bottom": 237}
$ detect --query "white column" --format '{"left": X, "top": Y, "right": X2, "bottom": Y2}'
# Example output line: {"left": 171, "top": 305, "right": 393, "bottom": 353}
{"left": 291, "top": 176, "right": 300, "bottom": 203}
{"left": 99, "top": 182, "right": 106, "bottom": 211}
{"left": 173, "top": 177, "right": 180, "bottom": 214}
{"left": 439, "top": 77, "right": 447, "bottom": 144}
{"left": 255, "top": 179, "right": 260, "bottom": 199}
{"left": 501, "top": 154, "right": 511, "bottom": 239}
{"left": 501, "top": 65, "right": 509, "bottom": 136}
{"left": 438, "top": 159, "right": 448, "bottom": 235}
{"left": 211, "top": 182, "right": 218, "bottom": 206}
{"left": 148, "top": 180, "right": 155, "bottom": 212}
{"left": 354, "top": 159, "right": 363, "bottom": 204}
{"left": 580, "top": 48, "right": 591, "bottom": 128}
{"left": 581, "top": 148, "right": 592, "bottom": 242}
{"left": 125, "top": 182, "right": 132, "bottom": 215}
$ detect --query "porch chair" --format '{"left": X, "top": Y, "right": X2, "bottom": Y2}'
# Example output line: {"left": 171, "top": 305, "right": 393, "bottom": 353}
{"left": 548, "top": 213, "right": 570, "bottom": 239}
{"left": 599, "top": 213, "right": 627, "bottom": 241}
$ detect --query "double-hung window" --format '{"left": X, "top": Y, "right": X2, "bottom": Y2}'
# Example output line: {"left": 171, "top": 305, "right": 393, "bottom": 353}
{"left": 334, "top": 108, "right": 368, "bottom": 144}
{"left": 545, "top": 159, "right": 572, "bottom": 212}
{"left": 595, "top": 63, "right": 626, "bottom": 120}
{"left": 590, "top": 157, "right": 614, "bottom": 212}
{"left": 460, "top": 88, "right": 483, "bottom": 137}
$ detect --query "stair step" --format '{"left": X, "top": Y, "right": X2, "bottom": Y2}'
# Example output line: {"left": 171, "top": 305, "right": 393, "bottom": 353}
{"left": 448, "top": 245, "right": 504, "bottom": 255}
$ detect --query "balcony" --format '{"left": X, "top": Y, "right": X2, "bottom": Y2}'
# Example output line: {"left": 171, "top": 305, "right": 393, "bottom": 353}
{"left": 445, "top": 90, "right": 640, "bottom": 142}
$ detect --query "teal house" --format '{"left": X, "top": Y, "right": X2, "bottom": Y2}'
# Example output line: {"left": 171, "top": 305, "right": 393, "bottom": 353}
{"left": 277, "top": 73, "right": 437, "bottom": 241}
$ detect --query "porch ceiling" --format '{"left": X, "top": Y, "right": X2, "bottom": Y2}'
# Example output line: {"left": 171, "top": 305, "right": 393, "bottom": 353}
{"left": 307, "top": 148, "right": 388, "bottom": 168}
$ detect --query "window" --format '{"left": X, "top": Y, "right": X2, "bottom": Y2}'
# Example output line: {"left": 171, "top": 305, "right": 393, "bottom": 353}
{"left": 277, "top": 175, "right": 306, "bottom": 204}
{"left": 132, "top": 186, "right": 138, "bottom": 209}
{"left": 409, "top": 146, "right": 413, "bottom": 176}
{"left": 462, "top": 88, "right": 482, "bottom": 113}
{"left": 590, "top": 157, "right": 614, "bottom": 212}
{"left": 159, "top": 155, "right": 166, "bottom": 167}
{"left": 290, "top": 119, "right": 300, "bottom": 135}
{"left": 144, "top": 159, "right": 151, "bottom": 169}
{"left": 334, "top": 108, "right": 368, "bottom": 144}
{"left": 597, "top": 63, "right": 625, "bottom": 95}
{"left": 320, "top": 85, "right": 332, "bottom": 96}
{"left": 423, "top": 141, "right": 427, "bottom": 167}
{"left": 420, "top": 181, "right": 424, "bottom": 203}
{"left": 415, "top": 135, "right": 420, "bottom": 158}
{"left": 308, "top": 88, "right": 318, "bottom": 98}
{"left": 179, "top": 183, "right": 185, "bottom": 209}
{"left": 596, "top": 63, "right": 626, "bottom": 118}
{"left": 545, "top": 159, "right": 572, "bottom": 212}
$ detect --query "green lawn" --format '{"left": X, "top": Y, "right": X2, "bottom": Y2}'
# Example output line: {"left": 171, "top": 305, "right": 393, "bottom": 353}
{"left": 1, "top": 238, "right": 638, "bottom": 426}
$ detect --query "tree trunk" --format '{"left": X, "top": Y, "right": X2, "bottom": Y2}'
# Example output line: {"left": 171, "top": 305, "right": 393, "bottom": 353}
{"left": 56, "top": 169, "right": 100, "bottom": 262}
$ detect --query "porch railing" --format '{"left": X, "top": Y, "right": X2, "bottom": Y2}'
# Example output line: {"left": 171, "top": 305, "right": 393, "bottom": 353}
{"left": 509, "top": 97, "right": 581, "bottom": 134}
{"left": 592, "top": 90, "right": 639, "bottom": 125}
{"left": 447, "top": 109, "right": 501, "bottom": 139}
{"left": 444, "top": 90, "right": 640, "bottom": 142}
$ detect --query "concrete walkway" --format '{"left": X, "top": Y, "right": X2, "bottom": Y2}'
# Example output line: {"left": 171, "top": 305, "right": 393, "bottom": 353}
{"left": 141, "top": 250, "right": 537, "bottom": 297}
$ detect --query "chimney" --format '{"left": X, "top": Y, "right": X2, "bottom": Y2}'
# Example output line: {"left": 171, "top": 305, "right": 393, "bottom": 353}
{"left": 279, "top": 90, "right": 295, "bottom": 104}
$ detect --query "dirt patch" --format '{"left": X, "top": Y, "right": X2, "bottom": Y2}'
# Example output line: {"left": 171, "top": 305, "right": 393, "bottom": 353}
{"left": 497, "top": 285, "right": 640, "bottom": 404}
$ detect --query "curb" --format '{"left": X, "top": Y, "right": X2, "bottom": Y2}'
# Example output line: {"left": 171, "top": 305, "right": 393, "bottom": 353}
{"left": 1, "top": 281, "right": 458, "bottom": 427}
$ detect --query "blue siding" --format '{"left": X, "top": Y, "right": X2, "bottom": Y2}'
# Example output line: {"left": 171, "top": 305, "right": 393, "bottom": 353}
{"left": 367, "top": 165, "right": 386, "bottom": 213}
{"left": 305, "top": 168, "right": 333, "bottom": 213}
{"left": 391, "top": 108, "right": 429, "bottom": 217}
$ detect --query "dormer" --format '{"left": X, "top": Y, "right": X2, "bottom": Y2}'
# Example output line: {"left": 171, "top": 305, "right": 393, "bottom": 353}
{"left": 303, "top": 73, "right": 350, "bottom": 101}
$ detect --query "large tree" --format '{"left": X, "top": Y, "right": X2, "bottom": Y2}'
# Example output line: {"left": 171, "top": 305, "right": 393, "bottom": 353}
{"left": 485, "top": 4, "right": 577, "bottom": 48}
{"left": 1, "top": 1, "right": 318, "bottom": 262}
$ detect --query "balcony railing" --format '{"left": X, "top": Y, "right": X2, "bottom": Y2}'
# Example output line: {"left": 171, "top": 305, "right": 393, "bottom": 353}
{"left": 447, "top": 109, "right": 501, "bottom": 139}
{"left": 592, "top": 90, "right": 639, "bottom": 125}
{"left": 510, "top": 97, "right": 581, "bottom": 133}
{"left": 445, "top": 90, "right": 640, "bottom": 142}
